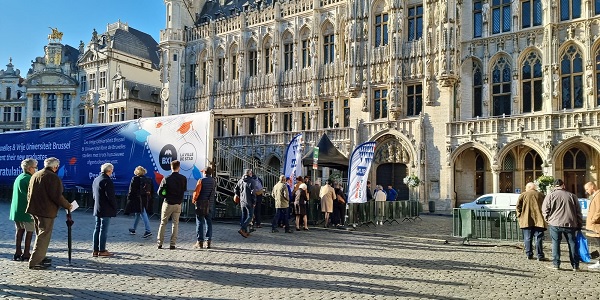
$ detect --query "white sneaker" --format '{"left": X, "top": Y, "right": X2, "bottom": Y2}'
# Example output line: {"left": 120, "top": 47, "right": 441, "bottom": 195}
{"left": 588, "top": 261, "right": 600, "bottom": 269}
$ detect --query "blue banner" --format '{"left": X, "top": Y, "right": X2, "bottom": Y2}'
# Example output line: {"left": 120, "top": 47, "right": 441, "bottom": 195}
{"left": 347, "top": 142, "right": 376, "bottom": 204}
{"left": 283, "top": 134, "right": 303, "bottom": 186}
{"left": 0, "top": 112, "right": 212, "bottom": 193}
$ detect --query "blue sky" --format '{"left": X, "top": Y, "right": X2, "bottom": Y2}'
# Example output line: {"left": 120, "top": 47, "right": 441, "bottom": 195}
{"left": 0, "top": 0, "right": 165, "bottom": 74}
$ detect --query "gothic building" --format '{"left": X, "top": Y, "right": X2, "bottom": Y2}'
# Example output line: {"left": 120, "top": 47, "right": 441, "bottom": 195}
{"left": 78, "top": 21, "right": 162, "bottom": 124}
{"left": 160, "top": 0, "right": 600, "bottom": 208}
{"left": 0, "top": 59, "right": 25, "bottom": 132}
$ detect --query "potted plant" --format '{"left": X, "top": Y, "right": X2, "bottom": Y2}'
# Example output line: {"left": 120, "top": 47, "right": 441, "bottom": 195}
{"left": 535, "top": 175, "right": 554, "bottom": 195}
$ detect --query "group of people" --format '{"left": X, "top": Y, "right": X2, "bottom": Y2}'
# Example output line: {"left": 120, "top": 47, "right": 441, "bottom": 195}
{"left": 516, "top": 178, "right": 600, "bottom": 271}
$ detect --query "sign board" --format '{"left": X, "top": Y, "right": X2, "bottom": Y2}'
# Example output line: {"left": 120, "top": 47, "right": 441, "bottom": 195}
{"left": 313, "top": 146, "right": 319, "bottom": 170}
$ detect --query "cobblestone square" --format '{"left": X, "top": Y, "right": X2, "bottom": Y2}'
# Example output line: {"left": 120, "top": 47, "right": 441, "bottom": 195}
{"left": 1, "top": 203, "right": 599, "bottom": 299}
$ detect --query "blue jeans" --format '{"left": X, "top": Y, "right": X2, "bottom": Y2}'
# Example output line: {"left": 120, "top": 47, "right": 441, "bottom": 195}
{"left": 549, "top": 225, "right": 579, "bottom": 268}
{"left": 93, "top": 217, "right": 111, "bottom": 251}
{"left": 132, "top": 208, "right": 151, "bottom": 233}
{"left": 271, "top": 208, "right": 290, "bottom": 231}
{"left": 196, "top": 213, "right": 212, "bottom": 242}
{"left": 240, "top": 205, "right": 254, "bottom": 232}
{"left": 522, "top": 227, "right": 545, "bottom": 259}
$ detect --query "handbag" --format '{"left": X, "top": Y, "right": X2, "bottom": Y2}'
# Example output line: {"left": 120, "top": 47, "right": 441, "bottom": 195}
{"left": 577, "top": 230, "right": 592, "bottom": 263}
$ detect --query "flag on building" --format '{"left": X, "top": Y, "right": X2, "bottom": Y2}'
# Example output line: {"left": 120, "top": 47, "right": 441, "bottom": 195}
{"left": 347, "top": 142, "right": 376, "bottom": 204}
{"left": 283, "top": 133, "right": 303, "bottom": 186}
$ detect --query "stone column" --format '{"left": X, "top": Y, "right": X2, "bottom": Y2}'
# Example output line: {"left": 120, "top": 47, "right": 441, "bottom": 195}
{"left": 55, "top": 93, "right": 63, "bottom": 127}
{"left": 26, "top": 93, "right": 33, "bottom": 129}
{"left": 492, "top": 165, "right": 500, "bottom": 193}
{"left": 40, "top": 93, "right": 47, "bottom": 128}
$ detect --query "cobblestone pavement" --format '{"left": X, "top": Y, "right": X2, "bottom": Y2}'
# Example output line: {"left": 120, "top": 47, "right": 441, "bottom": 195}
{"left": 0, "top": 202, "right": 599, "bottom": 300}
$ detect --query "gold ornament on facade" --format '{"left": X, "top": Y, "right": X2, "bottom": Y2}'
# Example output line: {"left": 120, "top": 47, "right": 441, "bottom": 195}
{"left": 48, "top": 27, "right": 63, "bottom": 42}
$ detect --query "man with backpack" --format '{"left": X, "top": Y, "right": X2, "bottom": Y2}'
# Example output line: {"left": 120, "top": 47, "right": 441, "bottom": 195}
{"left": 235, "top": 169, "right": 255, "bottom": 238}
{"left": 192, "top": 167, "right": 216, "bottom": 249}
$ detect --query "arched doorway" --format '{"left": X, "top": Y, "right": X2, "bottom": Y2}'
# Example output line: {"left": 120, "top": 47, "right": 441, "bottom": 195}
{"left": 563, "top": 147, "right": 586, "bottom": 198}
{"left": 376, "top": 163, "right": 409, "bottom": 200}
{"left": 267, "top": 156, "right": 281, "bottom": 173}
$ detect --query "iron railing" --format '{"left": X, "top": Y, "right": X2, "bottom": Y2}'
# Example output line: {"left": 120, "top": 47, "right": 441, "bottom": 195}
{"left": 452, "top": 208, "right": 523, "bottom": 244}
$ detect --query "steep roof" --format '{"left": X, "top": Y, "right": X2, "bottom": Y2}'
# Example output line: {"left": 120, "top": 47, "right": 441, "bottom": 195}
{"left": 101, "top": 26, "right": 159, "bottom": 69}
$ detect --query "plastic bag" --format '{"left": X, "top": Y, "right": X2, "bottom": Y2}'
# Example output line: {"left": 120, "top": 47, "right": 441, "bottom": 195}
{"left": 577, "top": 230, "right": 591, "bottom": 263}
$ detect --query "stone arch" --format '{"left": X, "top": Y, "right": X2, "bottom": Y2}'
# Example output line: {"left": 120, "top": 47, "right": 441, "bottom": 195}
{"left": 551, "top": 136, "right": 600, "bottom": 163}
{"left": 371, "top": 0, "right": 388, "bottom": 14}
{"left": 369, "top": 129, "right": 418, "bottom": 165}
{"left": 299, "top": 25, "right": 311, "bottom": 39}
{"left": 282, "top": 30, "right": 294, "bottom": 42}
{"left": 321, "top": 20, "right": 334, "bottom": 35}
{"left": 557, "top": 40, "right": 585, "bottom": 59}
{"left": 450, "top": 141, "right": 494, "bottom": 165}
{"left": 517, "top": 46, "right": 542, "bottom": 65}
{"left": 216, "top": 46, "right": 225, "bottom": 58}
{"left": 496, "top": 139, "right": 547, "bottom": 167}
{"left": 262, "top": 35, "right": 272, "bottom": 49}
{"left": 247, "top": 38, "right": 258, "bottom": 51}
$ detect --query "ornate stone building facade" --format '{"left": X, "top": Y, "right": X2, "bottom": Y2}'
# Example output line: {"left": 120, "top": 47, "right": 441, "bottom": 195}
{"left": 161, "top": 0, "right": 600, "bottom": 208}
{"left": 0, "top": 59, "right": 25, "bottom": 132}
{"left": 78, "top": 21, "right": 162, "bottom": 124}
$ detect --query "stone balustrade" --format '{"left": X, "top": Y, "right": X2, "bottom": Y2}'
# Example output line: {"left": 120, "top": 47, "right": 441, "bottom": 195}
{"left": 159, "top": 29, "right": 184, "bottom": 43}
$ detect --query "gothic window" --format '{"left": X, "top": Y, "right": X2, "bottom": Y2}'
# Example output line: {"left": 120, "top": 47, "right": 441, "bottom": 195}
{"left": 491, "top": 57, "right": 512, "bottom": 116}
{"left": 323, "top": 100, "right": 334, "bottom": 127}
{"left": 596, "top": 0, "right": 600, "bottom": 15}
{"left": 231, "top": 54, "right": 238, "bottom": 79}
{"left": 524, "top": 150, "right": 543, "bottom": 185}
{"left": 473, "top": 62, "right": 483, "bottom": 117}
{"left": 248, "top": 50, "right": 258, "bottom": 76}
{"left": 302, "top": 39, "right": 311, "bottom": 68}
{"left": 264, "top": 47, "right": 271, "bottom": 74}
{"left": 283, "top": 32, "right": 293, "bottom": 71}
{"left": 594, "top": 47, "right": 600, "bottom": 106}
{"left": 323, "top": 35, "right": 334, "bottom": 64}
{"left": 522, "top": 0, "right": 542, "bottom": 28}
{"left": 560, "top": 45, "right": 583, "bottom": 109}
{"left": 522, "top": 51, "right": 543, "bottom": 113}
{"left": 408, "top": 5, "right": 423, "bottom": 41}
{"left": 343, "top": 99, "right": 350, "bottom": 127}
{"left": 563, "top": 148, "right": 586, "bottom": 170}
{"left": 492, "top": 0, "right": 511, "bottom": 34}
{"left": 560, "top": 0, "right": 581, "bottom": 21}
{"left": 374, "top": 12, "right": 389, "bottom": 47}
{"left": 373, "top": 89, "right": 388, "bottom": 119}
{"left": 503, "top": 153, "right": 515, "bottom": 171}
{"left": 201, "top": 61, "right": 207, "bottom": 85}
{"left": 217, "top": 58, "right": 225, "bottom": 82}
{"left": 188, "top": 64, "right": 197, "bottom": 87}
{"left": 407, "top": 84, "right": 422, "bottom": 116}
{"left": 62, "top": 93, "right": 71, "bottom": 111}
{"left": 474, "top": 0, "right": 483, "bottom": 38}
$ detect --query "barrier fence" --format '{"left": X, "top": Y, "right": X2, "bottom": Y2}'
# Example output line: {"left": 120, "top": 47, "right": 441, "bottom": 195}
{"left": 0, "top": 185, "right": 422, "bottom": 227}
{"left": 452, "top": 208, "right": 523, "bottom": 244}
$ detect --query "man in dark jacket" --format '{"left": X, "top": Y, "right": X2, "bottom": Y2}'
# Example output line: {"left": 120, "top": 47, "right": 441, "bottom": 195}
{"left": 192, "top": 167, "right": 216, "bottom": 249}
{"left": 157, "top": 160, "right": 187, "bottom": 249}
{"left": 542, "top": 179, "right": 583, "bottom": 271}
{"left": 516, "top": 182, "right": 547, "bottom": 261}
{"left": 26, "top": 157, "right": 72, "bottom": 270}
{"left": 92, "top": 163, "right": 118, "bottom": 257}
{"left": 235, "top": 169, "right": 255, "bottom": 238}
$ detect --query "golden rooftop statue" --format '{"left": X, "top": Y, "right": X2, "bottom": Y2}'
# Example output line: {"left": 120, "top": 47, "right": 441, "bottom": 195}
{"left": 48, "top": 27, "right": 63, "bottom": 42}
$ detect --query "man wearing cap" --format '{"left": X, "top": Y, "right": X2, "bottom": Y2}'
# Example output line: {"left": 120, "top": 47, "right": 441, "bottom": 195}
{"left": 542, "top": 179, "right": 583, "bottom": 271}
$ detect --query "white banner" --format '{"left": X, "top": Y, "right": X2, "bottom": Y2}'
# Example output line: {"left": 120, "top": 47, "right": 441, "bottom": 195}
{"left": 347, "top": 142, "right": 376, "bottom": 204}
{"left": 283, "top": 134, "right": 303, "bottom": 186}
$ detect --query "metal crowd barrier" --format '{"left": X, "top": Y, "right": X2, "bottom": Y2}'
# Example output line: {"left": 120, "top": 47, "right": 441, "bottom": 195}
{"left": 346, "top": 201, "right": 422, "bottom": 227}
{"left": 452, "top": 208, "right": 523, "bottom": 244}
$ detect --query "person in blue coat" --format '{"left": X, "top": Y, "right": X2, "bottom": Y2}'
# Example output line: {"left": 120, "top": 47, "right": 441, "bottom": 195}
{"left": 386, "top": 185, "right": 398, "bottom": 201}
{"left": 92, "top": 163, "right": 118, "bottom": 257}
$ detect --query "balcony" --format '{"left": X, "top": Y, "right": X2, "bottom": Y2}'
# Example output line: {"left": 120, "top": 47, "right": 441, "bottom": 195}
{"left": 159, "top": 29, "right": 184, "bottom": 44}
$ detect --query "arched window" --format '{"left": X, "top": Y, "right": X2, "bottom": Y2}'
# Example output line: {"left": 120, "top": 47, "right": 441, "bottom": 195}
{"left": 248, "top": 40, "right": 258, "bottom": 77}
{"left": 263, "top": 37, "right": 272, "bottom": 74}
{"left": 373, "top": 1, "right": 388, "bottom": 47}
{"left": 522, "top": 51, "right": 542, "bottom": 113}
{"left": 560, "top": 45, "right": 583, "bottom": 109}
{"left": 491, "top": 57, "right": 512, "bottom": 116}
{"left": 594, "top": 46, "right": 600, "bottom": 106}
{"left": 322, "top": 22, "right": 335, "bottom": 64}
{"left": 283, "top": 32, "right": 294, "bottom": 71}
{"left": 300, "top": 28, "right": 311, "bottom": 68}
{"left": 230, "top": 44, "right": 239, "bottom": 80}
{"left": 473, "top": 62, "right": 483, "bottom": 117}
{"left": 524, "top": 150, "right": 543, "bottom": 184}
{"left": 216, "top": 47, "right": 225, "bottom": 82}
{"left": 563, "top": 147, "right": 587, "bottom": 197}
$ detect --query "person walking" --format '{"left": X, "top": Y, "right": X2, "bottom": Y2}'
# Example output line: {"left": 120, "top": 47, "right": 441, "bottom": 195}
{"left": 156, "top": 160, "right": 187, "bottom": 249}
{"left": 271, "top": 175, "right": 292, "bottom": 233}
{"left": 192, "top": 167, "right": 216, "bottom": 249}
{"left": 235, "top": 169, "right": 256, "bottom": 238}
{"left": 10, "top": 158, "right": 37, "bottom": 261}
{"left": 295, "top": 183, "right": 309, "bottom": 231}
{"left": 542, "top": 179, "right": 583, "bottom": 271}
{"left": 516, "top": 182, "right": 548, "bottom": 261}
{"left": 252, "top": 173, "right": 264, "bottom": 228}
{"left": 124, "top": 166, "right": 154, "bottom": 238}
{"left": 92, "top": 163, "right": 118, "bottom": 257}
{"left": 319, "top": 179, "right": 336, "bottom": 227}
{"left": 584, "top": 181, "right": 600, "bottom": 269}
{"left": 26, "top": 157, "right": 72, "bottom": 270}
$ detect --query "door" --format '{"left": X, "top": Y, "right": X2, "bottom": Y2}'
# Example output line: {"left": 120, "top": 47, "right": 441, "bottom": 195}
{"left": 564, "top": 171, "right": 586, "bottom": 198}
{"left": 499, "top": 172, "right": 514, "bottom": 193}
{"left": 376, "top": 163, "right": 409, "bottom": 200}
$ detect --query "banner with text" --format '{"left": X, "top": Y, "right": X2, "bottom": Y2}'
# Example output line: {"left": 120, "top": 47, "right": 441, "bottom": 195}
{"left": 347, "top": 142, "right": 376, "bottom": 204}
{"left": 0, "top": 111, "right": 212, "bottom": 192}
{"left": 283, "top": 134, "right": 303, "bottom": 186}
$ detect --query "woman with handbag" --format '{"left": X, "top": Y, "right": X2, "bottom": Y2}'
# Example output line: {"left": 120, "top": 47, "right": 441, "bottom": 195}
{"left": 124, "top": 166, "right": 154, "bottom": 238}
{"left": 192, "top": 167, "right": 216, "bottom": 249}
